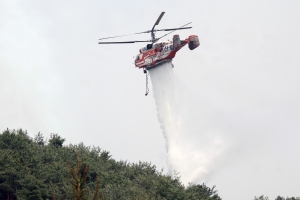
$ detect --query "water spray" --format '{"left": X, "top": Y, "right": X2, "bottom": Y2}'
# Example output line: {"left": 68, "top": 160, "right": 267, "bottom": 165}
{"left": 148, "top": 61, "right": 224, "bottom": 184}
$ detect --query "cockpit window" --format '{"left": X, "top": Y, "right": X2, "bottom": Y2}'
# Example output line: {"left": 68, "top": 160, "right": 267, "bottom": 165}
{"left": 146, "top": 44, "right": 153, "bottom": 50}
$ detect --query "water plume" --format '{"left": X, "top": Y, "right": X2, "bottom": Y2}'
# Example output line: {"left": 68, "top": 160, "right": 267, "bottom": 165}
{"left": 149, "top": 62, "right": 224, "bottom": 184}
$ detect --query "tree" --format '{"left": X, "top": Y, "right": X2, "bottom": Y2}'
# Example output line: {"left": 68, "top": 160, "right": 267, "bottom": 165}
{"left": 16, "top": 174, "right": 47, "bottom": 200}
{"left": 254, "top": 195, "right": 269, "bottom": 200}
{"left": 66, "top": 155, "right": 104, "bottom": 200}
{"left": 67, "top": 157, "right": 89, "bottom": 199}
{"left": 49, "top": 133, "right": 65, "bottom": 148}
{"left": 34, "top": 132, "right": 45, "bottom": 146}
{"left": 185, "top": 183, "right": 221, "bottom": 200}
{"left": 0, "top": 129, "right": 32, "bottom": 200}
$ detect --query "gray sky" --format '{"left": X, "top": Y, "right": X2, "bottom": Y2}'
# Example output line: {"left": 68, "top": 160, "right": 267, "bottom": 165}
{"left": 1, "top": 0, "right": 300, "bottom": 199}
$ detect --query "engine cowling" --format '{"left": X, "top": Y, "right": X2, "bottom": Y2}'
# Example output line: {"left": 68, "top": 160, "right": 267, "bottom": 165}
{"left": 173, "top": 34, "right": 180, "bottom": 48}
{"left": 188, "top": 35, "right": 200, "bottom": 50}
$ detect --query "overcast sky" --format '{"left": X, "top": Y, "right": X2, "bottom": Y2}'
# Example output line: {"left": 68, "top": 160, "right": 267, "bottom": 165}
{"left": 1, "top": 1, "right": 300, "bottom": 199}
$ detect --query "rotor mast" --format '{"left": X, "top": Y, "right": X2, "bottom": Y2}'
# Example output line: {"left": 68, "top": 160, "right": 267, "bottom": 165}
{"left": 151, "top": 31, "right": 156, "bottom": 43}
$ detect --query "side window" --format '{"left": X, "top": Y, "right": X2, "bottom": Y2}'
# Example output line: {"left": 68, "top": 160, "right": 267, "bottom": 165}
{"left": 170, "top": 45, "right": 174, "bottom": 50}
{"left": 164, "top": 46, "right": 169, "bottom": 52}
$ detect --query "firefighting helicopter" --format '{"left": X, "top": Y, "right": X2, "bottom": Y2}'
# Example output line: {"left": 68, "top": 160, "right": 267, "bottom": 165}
{"left": 98, "top": 12, "right": 200, "bottom": 95}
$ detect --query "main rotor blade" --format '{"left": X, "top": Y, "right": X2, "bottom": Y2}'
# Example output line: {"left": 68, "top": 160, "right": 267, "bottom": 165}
{"left": 98, "top": 40, "right": 150, "bottom": 44}
{"left": 151, "top": 12, "right": 165, "bottom": 31}
{"left": 99, "top": 31, "right": 148, "bottom": 41}
{"left": 156, "top": 22, "right": 192, "bottom": 42}
{"left": 156, "top": 27, "right": 192, "bottom": 32}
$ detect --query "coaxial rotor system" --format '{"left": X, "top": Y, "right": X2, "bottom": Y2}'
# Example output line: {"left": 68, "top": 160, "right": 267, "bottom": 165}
{"left": 98, "top": 12, "right": 192, "bottom": 44}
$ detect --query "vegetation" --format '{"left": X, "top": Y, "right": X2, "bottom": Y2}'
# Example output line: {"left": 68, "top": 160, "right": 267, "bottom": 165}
{"left": 274, "top": 197, "right": 298, "bottom": 200}
{"left": 254, "top": 196, "right": 269, "bottom": 200}
{"left": 254, "top": 196, "right": 298, "bottom": 200}
{"left": 0, "top": 129, "right": 222, "bottom": 200}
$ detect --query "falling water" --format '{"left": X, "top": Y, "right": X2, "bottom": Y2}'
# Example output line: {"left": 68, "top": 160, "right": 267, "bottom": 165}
{"left": 149, "top": 61, "right": 224, "bottom": 185}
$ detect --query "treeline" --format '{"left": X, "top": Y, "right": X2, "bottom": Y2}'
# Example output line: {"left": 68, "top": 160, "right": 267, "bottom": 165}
{"left": 254, "top": 196, "right": 299, "bottom": 200}
{"left": 0, "top": 129, "right": 222, "bottom": 200}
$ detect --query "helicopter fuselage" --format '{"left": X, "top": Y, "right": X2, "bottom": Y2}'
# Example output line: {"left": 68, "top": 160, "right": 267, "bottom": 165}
{"left": 135, "top": 35, "right": 199, "bottom": 69}
{"left": 98, "top": 11, "right": 200, "bottom": 95}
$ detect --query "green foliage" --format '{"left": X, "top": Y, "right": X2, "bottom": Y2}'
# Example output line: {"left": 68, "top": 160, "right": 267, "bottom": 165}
{"left": 275, "top": 197, "right": 298, "bottom": 200}
{"left": 0, "top": 129, "right": 31, "bottom": 199}
{"left": 185, "top": 183, "right": 221, "bottom": 200}
{"left": 255, "top": 196, "right": 299, "bottom": 200}
{"left": 254, "top": 195, "right": 269, "bottom": 200}
{"left": 16, "top": 174, "right": 47, "bottom": 200}
{"left": 34, "top": 132, "right": 45, "bottom": 146}
{"left": 48, "top": 133, "right": 66, "bottom": 148}
{"left": 0, "top": 129, "right": 222, "bottom": 200}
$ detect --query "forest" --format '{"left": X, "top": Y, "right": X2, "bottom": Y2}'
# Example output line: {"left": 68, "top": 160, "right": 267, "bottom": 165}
{"left": 0, "top": 129, "right": 221, "bottom": 200}
{"left": 0, "top": 129, "right": 297, "bottom": 200}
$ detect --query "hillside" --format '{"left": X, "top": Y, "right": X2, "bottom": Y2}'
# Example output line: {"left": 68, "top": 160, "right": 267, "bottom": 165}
{"left": 0, "top": 129, "right": 221, "bottom": 200}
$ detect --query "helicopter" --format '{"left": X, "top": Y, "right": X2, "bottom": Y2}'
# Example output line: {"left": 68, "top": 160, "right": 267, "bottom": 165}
{"left": 98, "top": 12, "right": 200, "bottom": 95}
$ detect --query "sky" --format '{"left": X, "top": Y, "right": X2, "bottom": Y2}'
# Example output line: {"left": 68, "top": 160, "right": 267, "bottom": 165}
{"left": 1, "top": 0, "right": 300, "bottom": 199}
